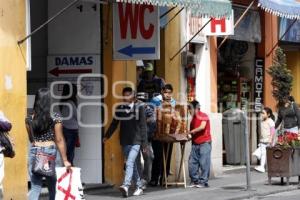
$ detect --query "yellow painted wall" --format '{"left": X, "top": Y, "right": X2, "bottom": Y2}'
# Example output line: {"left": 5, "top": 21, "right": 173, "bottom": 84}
{"left": 162, "top": 8, "right": 181, "bottom": 100}
{"left": 102, "top": 5, "right": 181, "bottom": 185}
{"left": 287, "top": 52, "right": 300, "bottom": 103}
{"left": 0, "top": 0, "right": 28, "bottom": 199}
{"left": 102, "top": 4, "right": 136, "bottom": 185}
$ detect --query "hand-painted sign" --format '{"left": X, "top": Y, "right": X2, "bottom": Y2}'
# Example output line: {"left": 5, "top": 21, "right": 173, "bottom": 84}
{"left": 254, "top": 59, "right": 264, "bottom": 113}
{"left": 186, "top": 11, "right": 206, "bottom": 43}
{"left": 113, "top": 3, "right": 160, "bottom": 60}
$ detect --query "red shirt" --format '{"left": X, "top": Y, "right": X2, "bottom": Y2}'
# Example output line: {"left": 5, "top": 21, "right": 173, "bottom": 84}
{"left": 190, "top": 111, "right": 211, "bottom": 144}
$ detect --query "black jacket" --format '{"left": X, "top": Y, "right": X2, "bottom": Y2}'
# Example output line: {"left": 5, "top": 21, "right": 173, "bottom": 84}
{"left": 104, "top": 103, "right": 147, "bottom": 146}
{"left": 275, "top": 103, "right": 300, "bottom": 129}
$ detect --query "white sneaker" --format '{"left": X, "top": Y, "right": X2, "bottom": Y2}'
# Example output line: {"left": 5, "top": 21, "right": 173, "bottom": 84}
{"left": 254, "top": 166, "right": 265, "bottom": 173}
{"left": 188, "top": 182, "right": 203, "bottom": 188}
{"left": 133, "top": 188, "right": 143, "bottom": 196}
{"left": 119, "top": 185, "right": 129, "bottom": 197}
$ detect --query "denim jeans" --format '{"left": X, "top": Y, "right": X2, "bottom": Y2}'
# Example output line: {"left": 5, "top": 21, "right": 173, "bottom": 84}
{"left": 29, "top": 145, "right": 57, "bottom": 200}
{"left": 188, "top": 142, "right": 211, "bottom": 184}
{"left": 136, "top": 143, "right": 154, "bottom": 182}
{"left": 122, "top": 145, "right": 143, "bottom": 188}
{"left": 63, "top": 128, "right": 79, "bottom": 165}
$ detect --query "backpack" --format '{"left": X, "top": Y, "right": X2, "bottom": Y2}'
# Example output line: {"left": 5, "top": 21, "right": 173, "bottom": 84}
{"left": 0, "top": 131, "right": 15, "bottom": 158}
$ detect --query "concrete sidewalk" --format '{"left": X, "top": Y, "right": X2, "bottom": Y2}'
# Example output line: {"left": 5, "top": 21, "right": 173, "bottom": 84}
{"left": 83, "top": 170, "right": 300, "bottom": 200}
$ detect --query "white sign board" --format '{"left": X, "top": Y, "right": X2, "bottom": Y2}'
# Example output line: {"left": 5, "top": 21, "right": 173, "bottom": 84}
{"left": 202, "top": 10, "right": 234, "bottom": 36}
{"left": 187, "top": 11, "right": 206, "bottom": 43}
{"left": 113, "top": 3, "right": 160, "bottom": 60}
{"left": 47, "top": 55, "right": 101, "bottom": 96}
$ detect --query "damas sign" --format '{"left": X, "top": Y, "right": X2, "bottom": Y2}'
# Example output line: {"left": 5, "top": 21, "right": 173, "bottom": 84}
{"left": 113, "top": 3, "right": 160, "bottom": 60}
{"left": 48, "top": 55, "right": 99, "bottom": 77}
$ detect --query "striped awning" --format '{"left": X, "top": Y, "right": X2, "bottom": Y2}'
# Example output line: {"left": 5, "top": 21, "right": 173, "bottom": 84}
{"left": 258, "top": 0, "right": 300, "bottom": 19}
{"left": 116, "top": 0, "right": 232, "bottom": 18}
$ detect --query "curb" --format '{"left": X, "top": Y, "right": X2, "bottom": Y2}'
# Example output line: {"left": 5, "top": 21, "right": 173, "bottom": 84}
{"left": 40, "top": 183, "right": 114, "bottom": 197}
{"left": 227, "top": 185, "right": 299, "bottom": 200}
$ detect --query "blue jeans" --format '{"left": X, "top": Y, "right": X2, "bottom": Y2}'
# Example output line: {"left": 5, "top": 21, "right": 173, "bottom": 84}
{"left": 122, "top": 145, "right": 143, "bottom": 188}
{"left": 136, "top": 143, "right": 154, "bottom": 182}
{"left": 29, "top": 145, "right": 57, "bottom": 200}
{"left": 188, "top": 142, "right": 211, "bottom": 184}
{"left": 63, "top": 128, "right": 78, "bottom": 165}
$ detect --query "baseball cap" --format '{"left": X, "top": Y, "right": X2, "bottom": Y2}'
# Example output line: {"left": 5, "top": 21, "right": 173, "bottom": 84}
{"left": 144, "top": 63, "right": 154, "bottom": 72}
{"left": 136, "top": 60, "right": 144, "bottom": 68}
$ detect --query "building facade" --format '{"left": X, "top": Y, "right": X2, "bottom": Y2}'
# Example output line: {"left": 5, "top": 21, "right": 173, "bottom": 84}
{"left": 0, "top": 0, "right": 285, "bottom": 199}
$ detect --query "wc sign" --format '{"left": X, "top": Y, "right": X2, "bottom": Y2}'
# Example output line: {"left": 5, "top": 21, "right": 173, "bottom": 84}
{"left": 202, "top": 10, "right": 234, "bottom": 36}
{"left": 113, "top": 3, "right": 160, "bottom": 60}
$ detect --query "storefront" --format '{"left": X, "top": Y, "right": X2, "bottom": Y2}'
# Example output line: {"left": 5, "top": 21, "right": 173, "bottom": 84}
{"left": 0, "top": 0, "right": 234, "bottom": 198}
{"left": 279, "top": 18, "right": 300, "bottom": 103}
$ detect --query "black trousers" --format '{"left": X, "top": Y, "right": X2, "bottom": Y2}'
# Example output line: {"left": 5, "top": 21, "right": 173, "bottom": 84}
{"left": 151, "top": 140, "right": 173, "bottom": 184}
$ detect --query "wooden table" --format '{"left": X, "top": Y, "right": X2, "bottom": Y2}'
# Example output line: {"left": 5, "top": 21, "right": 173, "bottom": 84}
{"left": 156, "top": 134, "right": 188, "bottom": 188}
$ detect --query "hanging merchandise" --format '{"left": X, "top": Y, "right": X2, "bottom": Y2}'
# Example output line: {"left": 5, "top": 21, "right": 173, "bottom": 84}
{"left": 186, "top": 63, "right": 196, "bottom": 102}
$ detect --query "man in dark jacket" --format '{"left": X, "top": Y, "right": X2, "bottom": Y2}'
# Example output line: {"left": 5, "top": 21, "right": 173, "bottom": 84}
{"left": 103, "top": 87, "right": 147, "bottom": 197}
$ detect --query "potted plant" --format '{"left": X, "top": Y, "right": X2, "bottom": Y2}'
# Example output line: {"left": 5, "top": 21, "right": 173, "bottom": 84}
{"left": 267, "top": 132, "right": 300, "bottom": 185}
{"left": 266, "top": 48, "right": 299, "bottom": 185}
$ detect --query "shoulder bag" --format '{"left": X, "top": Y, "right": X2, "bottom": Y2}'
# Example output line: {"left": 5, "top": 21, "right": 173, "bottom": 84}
{"left": 26, "top": 118, "right": 56, "bottom": 177}
{"left": 0, "top": 131, "right": 15, "bottom": 158}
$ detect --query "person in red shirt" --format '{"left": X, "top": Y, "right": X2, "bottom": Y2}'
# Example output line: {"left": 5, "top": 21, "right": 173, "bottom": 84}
{"left": 187, "top": 100, "right": 211, "bottom": 188}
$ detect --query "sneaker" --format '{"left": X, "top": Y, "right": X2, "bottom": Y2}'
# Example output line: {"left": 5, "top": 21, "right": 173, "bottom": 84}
{"left": 254, "top": 166, "right": 265, "bottom": 173}
{"left": 148, "top": 180, "right": 158, "bottom": 187}
{"left": 119, "top": 185, "right": 129, "bottom": 197}
{"left": 203, "top": 183, "right": 209, "bottom": 188}
{"left": 133, "top": 188, "right": 143, "bottom": 196}
{"left": 188, "top": 182, "right": 202, "bottom": 188}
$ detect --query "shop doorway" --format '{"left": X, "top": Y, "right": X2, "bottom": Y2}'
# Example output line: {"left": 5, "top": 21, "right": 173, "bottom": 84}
{"left": 217, "top": 39, "right": 256, "bottom": 165}
{"left": 27, "top": 0, "right": 103, "bottom": 183}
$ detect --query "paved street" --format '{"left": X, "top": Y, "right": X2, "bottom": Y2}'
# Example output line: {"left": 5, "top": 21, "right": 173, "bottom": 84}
{"left": 39, "top": 169, "right": 300, "bottom": 200}
{"left": 246, "top": 190, "right": 300, "bottom": 200}
{"left": 53, "top": 171, "right": 300, "bottom": 200}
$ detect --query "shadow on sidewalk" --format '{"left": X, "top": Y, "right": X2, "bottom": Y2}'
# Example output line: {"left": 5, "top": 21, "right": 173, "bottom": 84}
{"left": 85, "top": 185, "right": 178, "bottom": 198}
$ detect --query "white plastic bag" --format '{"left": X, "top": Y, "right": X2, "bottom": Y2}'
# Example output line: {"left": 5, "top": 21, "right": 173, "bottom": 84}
{"left": 55, "top": 167, "right": 85, "bottom": 200}
{"left": 252, "top": 145, "right": 262, "bottom": 160}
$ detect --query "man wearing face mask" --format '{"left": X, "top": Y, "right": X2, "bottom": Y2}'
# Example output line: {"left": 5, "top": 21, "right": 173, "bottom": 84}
{"left": 148, "top": 84, "right": 176, "bottom": 186}
{"left": 137, "top": 62, "right": 165, "bottom": 101}
{"left": 103, "top": 87, "right": 147, "bottom": 197}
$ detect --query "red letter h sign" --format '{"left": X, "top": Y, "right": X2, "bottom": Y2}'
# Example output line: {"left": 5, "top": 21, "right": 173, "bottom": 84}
{"left": 210, "top": 18, "right": 226, "bottom": 33}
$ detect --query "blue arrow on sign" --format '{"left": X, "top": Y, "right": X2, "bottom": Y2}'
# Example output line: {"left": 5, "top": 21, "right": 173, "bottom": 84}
{"left": 118, "top": 45, "right": 155, "bottom": 57}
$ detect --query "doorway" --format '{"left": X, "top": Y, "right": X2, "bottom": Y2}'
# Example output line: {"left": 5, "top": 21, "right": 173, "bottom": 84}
{"left": 27, "top": 0, "right": 103, "bottom": 183}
